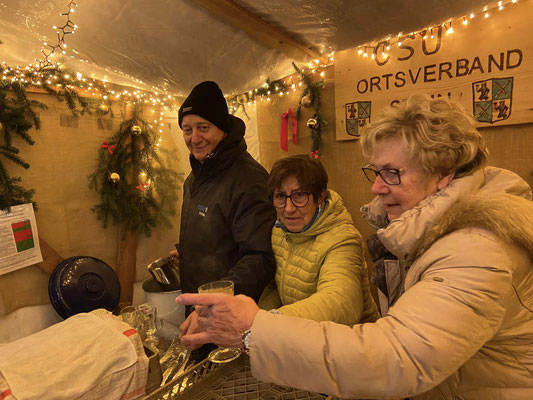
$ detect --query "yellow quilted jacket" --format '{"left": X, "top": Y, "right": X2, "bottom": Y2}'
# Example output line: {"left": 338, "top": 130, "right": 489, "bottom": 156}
{"left": 259, "top": 190, "right": 379, "bottom": 325}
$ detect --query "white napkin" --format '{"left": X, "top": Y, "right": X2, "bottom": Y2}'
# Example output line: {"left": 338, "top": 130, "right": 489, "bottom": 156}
{"left": 0, "top": 313, "right": 138, "bottom": 400}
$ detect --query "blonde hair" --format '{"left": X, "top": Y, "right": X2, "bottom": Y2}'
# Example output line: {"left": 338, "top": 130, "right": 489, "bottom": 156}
{"left": 360, "top": 95, "right": 488, "bottom": 178}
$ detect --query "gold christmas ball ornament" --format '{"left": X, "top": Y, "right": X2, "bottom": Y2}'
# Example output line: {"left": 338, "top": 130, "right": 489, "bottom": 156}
{"left": 131, "top": 125, "right": 142, "bottom": 135}
{"left": 109, "top": 172, "right": 120, "bottom": 183}
{"left": 301, "top": 94, "right": 312, "bottom": 108}
{"left": 306, "top": 118, "right": 318, "bottom": 129}
{"left": 236, "top": 94, "right": 248, "bottom": 105}
{"left": 96, "top": 103, "right": 109, "bottom": 114}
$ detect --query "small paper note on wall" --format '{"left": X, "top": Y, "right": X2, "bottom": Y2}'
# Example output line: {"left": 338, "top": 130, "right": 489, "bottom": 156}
{"left": 335, "top": 0, "right": 533, "bottom": 141}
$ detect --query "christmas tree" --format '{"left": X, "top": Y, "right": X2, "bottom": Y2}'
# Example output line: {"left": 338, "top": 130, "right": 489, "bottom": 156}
{"left": 88, "top": 104, "right": 182, "bottom": 237}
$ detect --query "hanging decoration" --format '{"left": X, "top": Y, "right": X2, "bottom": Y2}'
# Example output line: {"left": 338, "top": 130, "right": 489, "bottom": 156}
{"left": 100, "top": 141, "right": 115, "bottom": 155}
{"left": 97, "top": 103, "right": 110, "bottom": 114}
{"left": 130, "top": 125, "right": 142, "bottom": 135}
{"left": 306, "top": 118, "right": 318, "bottom": 129}
{"left": 280, "top": 108, "right": 298, "bottom": 152}
{"left": 88, "top": 104, "right": 183, "bottom": 237}
{"left": 108, "top": 172, "right": 120, "bottom": 183}
{"left": 300, "top": 94, "right": 312, "bottom": 108}
{"left": 293, "top": 62, "right": 327, "bottom": 155}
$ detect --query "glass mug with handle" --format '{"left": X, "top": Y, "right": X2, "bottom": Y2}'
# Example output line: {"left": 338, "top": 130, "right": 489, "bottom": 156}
{"left": 197, "top": 280, "right": 241, "bottom": 363}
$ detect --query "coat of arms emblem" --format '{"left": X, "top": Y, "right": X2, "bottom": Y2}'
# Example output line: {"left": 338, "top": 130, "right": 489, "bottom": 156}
{"left": 473, "top": 77, "right": 513, "bottom": 123}
{"left": 345, "top": 101, "right": 371, "bottom": 137}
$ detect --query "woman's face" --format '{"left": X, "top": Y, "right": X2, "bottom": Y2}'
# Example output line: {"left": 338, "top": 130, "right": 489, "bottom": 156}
{"left": 369, "top": 137, "right": 450, "bottom": 221}
{"left": 274, "top": 175, "right": 325, "bottom": 233}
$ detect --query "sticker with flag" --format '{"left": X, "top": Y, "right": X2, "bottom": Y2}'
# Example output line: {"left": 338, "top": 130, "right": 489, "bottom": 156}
{"left": 12, "top": 220, "right": 35, "bottom": 252}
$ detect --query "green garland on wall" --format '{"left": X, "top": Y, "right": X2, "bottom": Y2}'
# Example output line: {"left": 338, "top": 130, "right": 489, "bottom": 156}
{"left": 0, "top": 82, "right": 46, "bottom": 210}
{"left": 0, "top": 65, "right": 101, "bottom": 210}
{"left": 227, "top": 78, "right": 288, "bottom": 118}
{"left": 292, "top": 62, "right": 327, "bottom": 155}
{"left": 88, "top": 104, "right": 182, "bottom": 237}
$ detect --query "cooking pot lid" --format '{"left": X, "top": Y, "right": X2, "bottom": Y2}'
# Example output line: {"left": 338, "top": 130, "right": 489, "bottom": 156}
{"left": 48, "top": 256, "right": 120, "bottom": 319}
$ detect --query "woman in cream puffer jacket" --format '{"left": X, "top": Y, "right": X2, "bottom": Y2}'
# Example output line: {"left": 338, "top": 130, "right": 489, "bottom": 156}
{"left": 259, "top": 188, "right": 379, "bottom": 325}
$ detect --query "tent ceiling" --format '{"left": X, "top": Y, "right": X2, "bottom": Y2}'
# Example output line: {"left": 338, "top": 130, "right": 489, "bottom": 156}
{"left": 0, "top": 0, "right": 492, "bottom": 96}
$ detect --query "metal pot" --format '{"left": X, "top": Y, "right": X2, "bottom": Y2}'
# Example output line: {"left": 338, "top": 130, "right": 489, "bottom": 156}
{"left": 146, "top": 256, "right": 180, "bottom": 290}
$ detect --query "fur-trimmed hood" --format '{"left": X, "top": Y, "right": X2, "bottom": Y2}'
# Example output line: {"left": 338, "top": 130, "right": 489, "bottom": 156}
{"left": 416, "top": 192, "right": 533, "bottom": 259}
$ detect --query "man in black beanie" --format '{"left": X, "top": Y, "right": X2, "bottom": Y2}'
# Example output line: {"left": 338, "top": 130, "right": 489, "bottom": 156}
{"left": 172, "top": 81, "right": 276, "bottom": 355}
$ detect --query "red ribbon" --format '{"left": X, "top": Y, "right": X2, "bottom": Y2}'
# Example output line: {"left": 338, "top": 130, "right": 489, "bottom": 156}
{"left": 136, "top": 182, "right": 148, "bottom": 192}
{"left": 280, "top": 108, "right": 298, "bottom": 152}
{"left": 100, "top": 141, "right": 115, "bottom": 155}
{"left": 310, "top": 150, "right": 319, "bottom": 159}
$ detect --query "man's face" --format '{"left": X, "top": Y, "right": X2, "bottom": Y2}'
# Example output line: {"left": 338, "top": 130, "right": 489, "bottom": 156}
{"left": 181, "top": 114, "right": 226, "bottom": 163}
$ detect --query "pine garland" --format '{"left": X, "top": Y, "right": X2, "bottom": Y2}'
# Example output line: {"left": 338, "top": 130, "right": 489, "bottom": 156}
{"left": 292, "top": 62, "right": 327, "bottom": 155}
{"left": 0, "top": 82, "right": 47, "bottom": 210}
{"left": 227, "top": 78, "right": 288, "bottom": 118}
{"left": 0, "top": 65, "right": 105, "bottom": 210}
{"left": 88, "top": 104, "right": 183, "bottom": 237}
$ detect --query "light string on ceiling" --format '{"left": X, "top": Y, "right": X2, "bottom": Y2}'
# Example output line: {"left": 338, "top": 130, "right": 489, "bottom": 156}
{"left": 354, "top": 0, "right": 519, "bottom": 62}
{"left": 227, "top": 0, "right": 520, "bottom": 108}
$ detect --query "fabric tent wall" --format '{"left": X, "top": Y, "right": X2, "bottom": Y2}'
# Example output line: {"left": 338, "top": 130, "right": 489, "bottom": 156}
{"left": 1, "top": 93, "right": 186, "bottom": 331}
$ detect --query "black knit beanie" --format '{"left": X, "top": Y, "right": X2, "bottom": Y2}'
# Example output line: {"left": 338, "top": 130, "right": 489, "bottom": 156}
{"left": 178, "top": 81, "right": 231, "bottom": 133}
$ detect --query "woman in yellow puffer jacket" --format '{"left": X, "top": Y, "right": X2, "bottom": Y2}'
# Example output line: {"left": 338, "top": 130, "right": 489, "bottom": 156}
{"left": 258, "top": 154, "right": 379, "bottom": 325}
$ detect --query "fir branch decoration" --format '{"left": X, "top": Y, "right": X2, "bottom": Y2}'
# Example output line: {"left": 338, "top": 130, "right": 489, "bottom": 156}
{"left": 88, "top": 105, "right": 183, "bottom": 237}
{"left": 292, "top": 62, "right": 328, "bottom": 154}
{"left": 0, "top": 63, "right": 103, "bottom": 209}
{"left": 0, "top": 82, "right": 47, "bottom": 209}
{"left": 227, "top": 78, "right": 288, "bottom": 120}
{"left": 251, "top": 78, "right": 288, "bottom": 100}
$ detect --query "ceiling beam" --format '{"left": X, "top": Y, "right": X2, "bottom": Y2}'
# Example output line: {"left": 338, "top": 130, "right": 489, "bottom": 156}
{"left": 190, "top": 0, "right": 328, "bottom": 65}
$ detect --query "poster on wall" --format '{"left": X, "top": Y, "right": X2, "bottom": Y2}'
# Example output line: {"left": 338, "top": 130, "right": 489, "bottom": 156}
{"left": 0, "top": 204, "right": 43, "bottom": 275}
{"left": 335, "top": 0, "right": 533, "bottom": 141}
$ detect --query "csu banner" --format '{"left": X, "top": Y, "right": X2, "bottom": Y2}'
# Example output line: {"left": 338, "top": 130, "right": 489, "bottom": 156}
{"left": 334, "top": 0, "right": 533, "bottom": 141}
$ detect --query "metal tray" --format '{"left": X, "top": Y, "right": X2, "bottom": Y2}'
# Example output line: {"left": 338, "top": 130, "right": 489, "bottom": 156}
{"left": 142, "top": 354, "right": 337, "bottom": 400}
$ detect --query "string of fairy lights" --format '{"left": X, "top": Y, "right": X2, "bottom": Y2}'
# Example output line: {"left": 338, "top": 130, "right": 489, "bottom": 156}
{"left": 0, "top": 0, "right": 523, "bottom": 114}
{"left": 353, "top": 0, "right": 519, "bottom": 61}
{"left": 0, "top": 0, "right": 176, "bottom": 112}
{"left": 227, "top": 0, "right": 522, "bottom": 110}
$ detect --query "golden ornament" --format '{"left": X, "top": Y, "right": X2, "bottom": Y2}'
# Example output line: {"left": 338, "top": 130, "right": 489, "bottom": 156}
{"left": 131, "top": 125, "right": 142, "bottom": 135}
{"left": 236, "top": 94, "right": 248, "bottom": 105}
{"left": 306, "top": 118, "right": 318, "bottom": 129}
{"left": 109, "top": 172, "right": 120, "bottom": 183}
{"left": 97, "top": 103, "right": 109, "bottom": 114}
{"left": 301, "top": 94, "right": 312, "bottom": 108}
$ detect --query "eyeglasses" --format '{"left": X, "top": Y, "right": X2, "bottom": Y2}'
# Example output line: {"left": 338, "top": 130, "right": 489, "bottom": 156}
{"left": 272, "top": 191, "right": 311, "bottom": 208}
{"left": 361, "top": 164, "right": 406, "bottom": 185}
